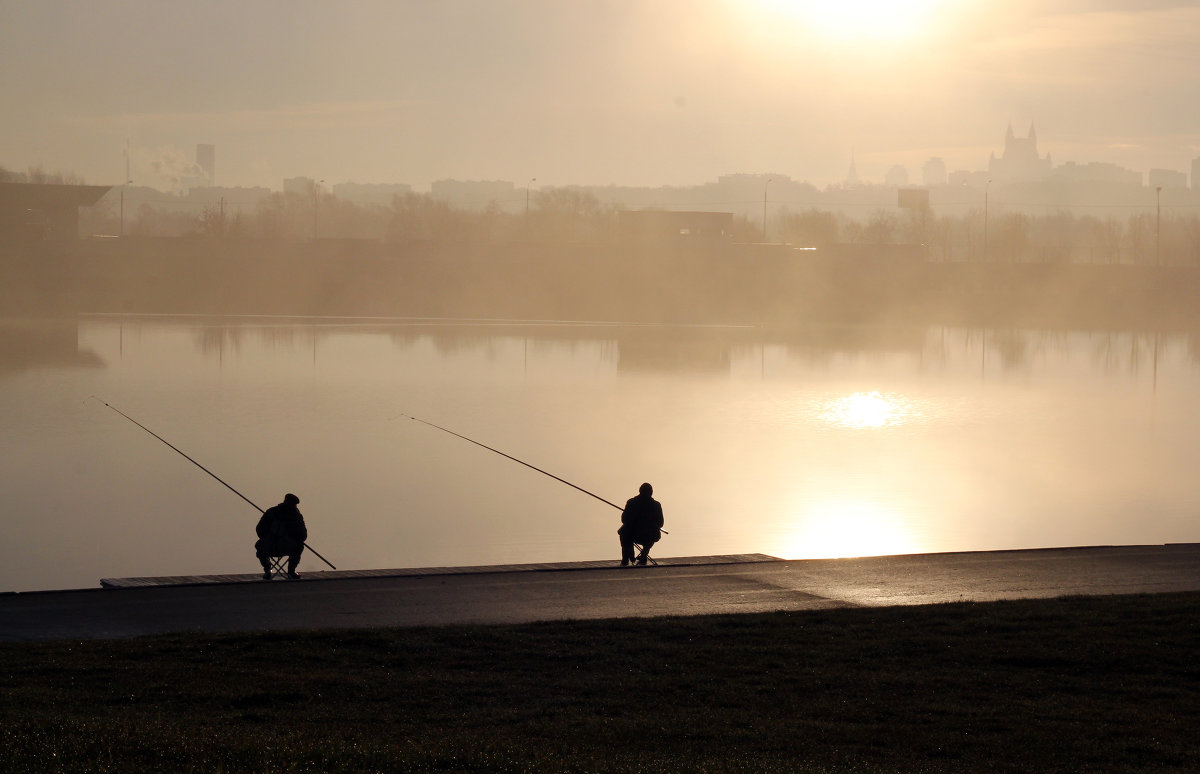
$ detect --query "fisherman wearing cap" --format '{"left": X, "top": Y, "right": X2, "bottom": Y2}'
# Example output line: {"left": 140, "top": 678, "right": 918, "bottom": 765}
{"left": 255, "top": 493, "right": 308, "bottom": 580}
{"left": 618, "top": 482, "right": 664, "bottom": 566}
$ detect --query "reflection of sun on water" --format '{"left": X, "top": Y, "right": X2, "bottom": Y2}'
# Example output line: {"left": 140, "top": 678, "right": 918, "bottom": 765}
{"left": 823, "top": 391, "right": 906, "bottom": 429}
{"left": 780, "top": 500, "right": 919, "bottom": 560}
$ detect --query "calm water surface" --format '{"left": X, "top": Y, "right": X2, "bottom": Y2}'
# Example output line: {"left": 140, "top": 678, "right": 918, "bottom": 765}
{"left": 2, "top": 316, "right": 1198, "bottom": 592}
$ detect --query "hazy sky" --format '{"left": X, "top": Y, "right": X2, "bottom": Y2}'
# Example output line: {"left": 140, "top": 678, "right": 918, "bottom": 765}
{"left": 2, "top": 0, "right": 1198, "bottom": 192}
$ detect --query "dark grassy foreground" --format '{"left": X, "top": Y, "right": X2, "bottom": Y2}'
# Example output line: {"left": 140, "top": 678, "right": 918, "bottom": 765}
{"left": 3, "top": 592, "right": 1200, "bottom": 773}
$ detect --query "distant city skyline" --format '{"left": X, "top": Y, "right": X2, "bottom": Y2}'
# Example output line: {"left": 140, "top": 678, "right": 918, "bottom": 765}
{"left": 63, "top": 120, "right": 1198, "bottom": 198}
{"left": 3, "top": 1, "right": 1198, "bottom": 192}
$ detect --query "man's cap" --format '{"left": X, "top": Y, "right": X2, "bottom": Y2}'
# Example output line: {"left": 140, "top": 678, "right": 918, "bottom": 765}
{"left": 284, "top": 493, "right": 300, "bottom": 504}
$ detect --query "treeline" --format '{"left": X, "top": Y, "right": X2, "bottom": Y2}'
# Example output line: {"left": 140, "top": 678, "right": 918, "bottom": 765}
{"left": 79, "top": 186, "right": 765, "bottom": 244}
{"left": 0, "top": 164, "right": 87, "bottom": 185}
{"left": 84, "top": 187, "right": 1200, "bottom": 267}
{"left": 779, "top": 206, "right": 1200, "bottom": 266}
{"left": 6, "top": 161, "right": 1200, "bottom": 265}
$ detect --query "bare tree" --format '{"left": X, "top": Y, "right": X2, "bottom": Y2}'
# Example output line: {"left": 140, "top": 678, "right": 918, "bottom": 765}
{"left": 928, "top": 215, "right": 954, "bottom": 261}
{"left": 531, "top": 188, "right": 610, "bottom": 242}
{"left": 994, "top": 213, "right": 1030, "bottom": 263}
{"left": 1127, "top": 212, "right": 1153, "bottom": 265}
{"left": 778, "top": 209, "right": 838, "bottom": 246}
{"left": 1099, "top": 217, "right": 1122, "bottom": 264}
{"left": 386, "top": 193, "right": 464, "bottom": 241}
{"left": 903, "top": 203, "right": 933, "bottom": 246}
{"left": 863, "top": 209, "right": 896, "bottom": 244}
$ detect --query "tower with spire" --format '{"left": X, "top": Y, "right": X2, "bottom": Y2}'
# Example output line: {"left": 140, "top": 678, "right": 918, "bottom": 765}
{"left": 988, "top": 122, "right": 1052, "bottom": 182}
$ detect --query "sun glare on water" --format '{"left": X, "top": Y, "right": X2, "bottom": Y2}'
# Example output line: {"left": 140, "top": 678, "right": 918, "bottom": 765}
{"left": 780, "top": 500, "right": 920, "bottom": 560}
{"left": 823, "top": 391, "right": 907, "bottom": 429}
{"left": 751, "top": 0, "right": 946, "bottom": 42}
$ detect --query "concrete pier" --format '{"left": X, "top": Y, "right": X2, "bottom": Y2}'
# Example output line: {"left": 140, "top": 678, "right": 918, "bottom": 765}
{"left": 2, "top": 545, "right": 1198, "bottom": 641}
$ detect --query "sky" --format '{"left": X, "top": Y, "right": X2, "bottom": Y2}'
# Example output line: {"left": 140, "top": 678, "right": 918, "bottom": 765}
{"left": 2, "top": 0, "right": 1198, "bottom": 192}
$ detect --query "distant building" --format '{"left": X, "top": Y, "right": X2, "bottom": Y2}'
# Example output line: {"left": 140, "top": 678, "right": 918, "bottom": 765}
{"left": 885, "top": 165, "right": 909, "bottom": 187}
{"left": 712, "top": 173, "right": 793, "bottom": 212}
{"left": 283, "top": 177, "right": 317, "bottom": 196}
{"left": 430, "top": 179, "right": 515, "bottom": 210}
{"left": 921, "top": 157, "right": 947, "bottom": 187}
{"left": 988, "top": 123, "right": 1052, "bottom": 182}
{"left": 947, "top": 170, "right": 990, "bottom": 189}
{"left": 332, "top": 181, "right": 412, "bottom": 207}
{"left": 1192, "top": 157, "right": 1200, "bottom": 190}
{"left": 717, "top": 173, "right": 790, "bottom": 187}
{"left": 1148, "top": 168, "right": 1187, "bottom": 189}
{"left": 1053, "top": 161, "right": 1141, "bottom": 186}
{"left": 196, "top": 144, "right": 215, "bottom": 186}
{"left": 186, "top": 185, "right": 271, "bottom": 213}
{"left": 897, "top": 188, "right": 929, "bottom": 209}
{"left": 0, "top": 182, "right": 111, "bottom": 241}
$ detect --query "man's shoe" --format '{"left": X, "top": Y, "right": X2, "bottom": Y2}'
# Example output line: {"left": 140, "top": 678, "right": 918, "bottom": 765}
{"left": 287, "top": 572, "right": 301, "bottom": 580}
{"left": 636, "top": 557, "right": 647, "bottom": 566}
{"left": 262, "top": 571, "right": 272, "bottom": 581}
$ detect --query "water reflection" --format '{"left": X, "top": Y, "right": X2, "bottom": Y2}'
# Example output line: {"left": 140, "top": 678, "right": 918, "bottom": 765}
{"left": 84, "top": 314, "right": 1200, "bottom": 384}
{"left": 783, "top": 499, "right": 919, "bottom": 560}
{"left": 823, "top": 392, "right": 909, "bottom": 430}
{"left": 617, "top": 328, "right": 735, "bottom": 373}
{"left": 1092, "top": 332, "right": 1160, "bottom": 378}
{"left": 0, "top": 320, "right": 103, "bottom": 376}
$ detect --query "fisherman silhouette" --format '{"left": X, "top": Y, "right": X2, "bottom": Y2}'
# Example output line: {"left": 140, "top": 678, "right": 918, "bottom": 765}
{"left": 618, "top": 482, "right": 664, "bottom": 566}
{"left": 255, "top": 493, "right": 308, "bottom": 580}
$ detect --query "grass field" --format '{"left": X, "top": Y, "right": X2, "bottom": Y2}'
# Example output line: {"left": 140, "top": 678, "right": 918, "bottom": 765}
{"left": 3, "top": 591, "right": 1199, "bottom": 772}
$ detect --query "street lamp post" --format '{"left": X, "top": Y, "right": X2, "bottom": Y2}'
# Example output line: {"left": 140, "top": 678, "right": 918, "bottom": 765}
{"left": 120, "top": 141, "right": 131, "bottom": 237}
{"left": 119, "top": 179, "right": 132, "bottom": 237}
{"left": 313, "top": 179, "right": 325, "bottom": 239}
{"left": 1156, "top": 185, "right": 1162, "bottom": 266}
{"left": 763, "top": 178, "right": 772, "bottom": 241}
{"left": 983, "top": 179, "right": 991, "bottom": 261}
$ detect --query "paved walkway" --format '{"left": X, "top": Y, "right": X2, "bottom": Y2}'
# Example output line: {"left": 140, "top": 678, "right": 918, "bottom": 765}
{"left": 2, "top": 544, "right": 1198, "bottom": 641}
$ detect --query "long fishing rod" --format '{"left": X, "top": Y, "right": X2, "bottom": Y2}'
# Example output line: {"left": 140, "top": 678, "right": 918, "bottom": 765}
{"left": 93, "top": 398, "right": 336, "bottom": 570}
{"left": 399, "top": 413, "right": 667, "bottom": 533}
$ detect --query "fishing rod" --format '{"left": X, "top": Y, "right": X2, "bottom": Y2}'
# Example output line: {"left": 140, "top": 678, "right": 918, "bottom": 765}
{"left": 93, "top": 398, "right": 336, "bottom": 570}
{"left": 398, "top": 413, "right": 667, "bottom": 533}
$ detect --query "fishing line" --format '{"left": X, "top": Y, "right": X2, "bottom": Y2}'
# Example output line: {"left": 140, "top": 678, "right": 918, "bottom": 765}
{"left": 398, "top": 413, "right": 667, "bottom": 533}
{"left": 92, "top": 397, "right": 336, "bottom": 569}
{"left": 399, "top": 414, "right": 623, "bottom": 510}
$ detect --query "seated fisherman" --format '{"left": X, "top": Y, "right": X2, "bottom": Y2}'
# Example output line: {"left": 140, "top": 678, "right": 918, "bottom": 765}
{"left": 255, "top": 493, "right": 308, "bottom": 580}
{"left": 618, "top": 482, "right": 664, "bottom": 566}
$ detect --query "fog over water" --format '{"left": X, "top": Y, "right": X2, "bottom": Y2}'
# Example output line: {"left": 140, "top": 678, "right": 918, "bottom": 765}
{"left": 2, "top": 316, "right": 1197, "bottom": 593}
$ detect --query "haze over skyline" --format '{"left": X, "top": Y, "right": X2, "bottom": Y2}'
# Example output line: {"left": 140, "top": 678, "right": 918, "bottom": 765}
{"left": 2, "top": 0, "right": 1198, "bottom": 192}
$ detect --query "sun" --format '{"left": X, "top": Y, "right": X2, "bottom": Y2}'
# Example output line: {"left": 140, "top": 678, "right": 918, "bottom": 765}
{"left": 751, "top": 0, "right": 946, "bottom": 42}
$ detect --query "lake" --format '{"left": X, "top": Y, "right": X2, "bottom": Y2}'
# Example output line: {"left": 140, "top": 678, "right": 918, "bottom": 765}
{"left": 2, "top": 315, "right": 1197, "bottom": 592}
